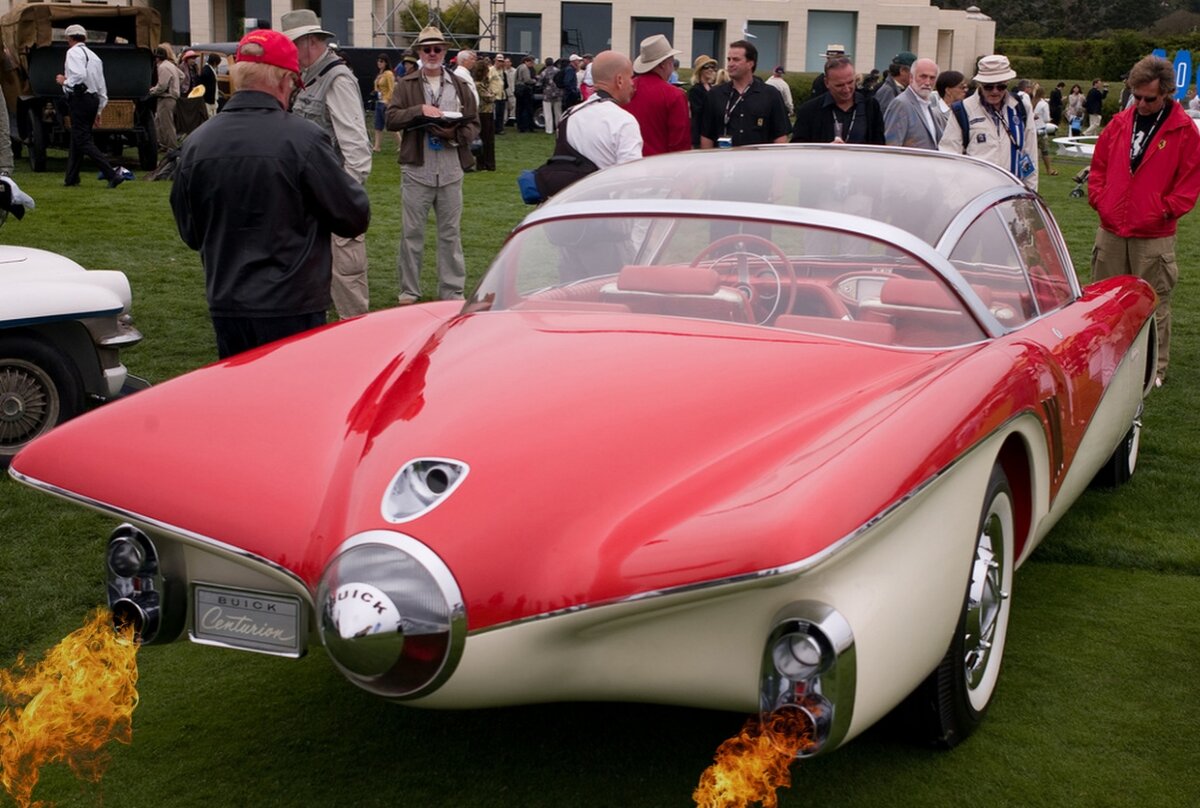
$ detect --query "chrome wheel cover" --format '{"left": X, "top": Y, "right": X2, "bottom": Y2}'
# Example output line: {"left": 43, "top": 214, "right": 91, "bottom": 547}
{"left": 0, "top": 359, "right": 61, "bottom": 449}
{"left": 963, "top": 491, "right": 1013, "bottom": 712}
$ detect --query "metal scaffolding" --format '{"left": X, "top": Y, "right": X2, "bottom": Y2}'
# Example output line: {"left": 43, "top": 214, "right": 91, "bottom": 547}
{"left": 371, "top": 0, "right": 503, "bottom": 51}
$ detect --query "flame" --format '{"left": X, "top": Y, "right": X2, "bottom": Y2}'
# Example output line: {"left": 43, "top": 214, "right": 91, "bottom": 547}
{"left": 0, "top": 609, "right": 139, "bottom": 808}
{"left": 693, "top": 709, "right": 815, "bottom": 808}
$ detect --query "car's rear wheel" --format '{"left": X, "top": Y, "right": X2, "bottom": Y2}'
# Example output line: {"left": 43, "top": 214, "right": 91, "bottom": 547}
{"left": 911, "top": 464, "right": 1014, "bottom": 748}
{"left": 1091, "top": 407, "right": 1141, "bottom": 488}
{"left": 0, "top": 336, "right": 84, "bottom": 467}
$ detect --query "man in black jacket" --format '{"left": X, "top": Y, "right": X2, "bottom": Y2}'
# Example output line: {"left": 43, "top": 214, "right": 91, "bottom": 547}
{"left": 791, "top": 57, "right": 884, "bottom": 144}
{"left": 170, "top": 30, "right": 370, "bottom": 359}
{"left": 1083, "top": 78, "right": 1108, "bottom": 135}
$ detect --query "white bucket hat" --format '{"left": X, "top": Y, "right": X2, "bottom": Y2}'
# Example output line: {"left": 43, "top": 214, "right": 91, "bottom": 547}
{"left": 973, "top": 55, "right": 1017, "bottom": 84}
{"left": 633, "top": 34, "right": 681, "bottom": 74}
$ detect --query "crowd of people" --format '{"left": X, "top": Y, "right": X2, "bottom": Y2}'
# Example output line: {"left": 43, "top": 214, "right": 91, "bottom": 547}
{"left": 84, "top": 17, "right": 1189, "bottom": 379}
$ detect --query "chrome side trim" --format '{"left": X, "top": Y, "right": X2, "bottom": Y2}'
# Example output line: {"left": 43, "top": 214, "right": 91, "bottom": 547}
{"left": 7, "top": 469, "right": 314, "bottom": 604}
{"left": 472, "top": 410, "right": 1043, "bottom": 635}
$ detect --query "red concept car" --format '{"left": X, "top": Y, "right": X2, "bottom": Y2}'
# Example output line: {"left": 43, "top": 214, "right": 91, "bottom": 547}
{"left": 11, "top": 146, "right": 1155, "bottom": 755}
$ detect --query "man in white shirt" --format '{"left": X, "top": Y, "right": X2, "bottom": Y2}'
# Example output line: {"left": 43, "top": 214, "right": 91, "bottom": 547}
{"left": 55, "top": 24, "right": 123, "bottom": 188}
{"left": 453, "top": 50, "right": 479, "bottom": 106}
{"left": 564, "top": 51, "right": 642, "bottom": 169}
{"left": 766, "top": 66, "right": 794, "bottom": 116}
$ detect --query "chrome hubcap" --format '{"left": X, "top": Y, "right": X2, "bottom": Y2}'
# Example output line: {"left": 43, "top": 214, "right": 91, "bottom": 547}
{"left": 0, "top": 362, "right": 55, "bottom": 446}
{"left": 964, "top": 513, "right": 1007, "bottom": 692}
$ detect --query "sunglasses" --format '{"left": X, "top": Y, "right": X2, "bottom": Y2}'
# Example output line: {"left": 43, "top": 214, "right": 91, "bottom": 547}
{"left": 1132, "top": 93, "right": 1161, "bottom": 103}
{"left": 980, "top": 82, "right": 1008, "bottom": 91}
{"left": 421, "top": 46, "right": 445, "bottom": 55}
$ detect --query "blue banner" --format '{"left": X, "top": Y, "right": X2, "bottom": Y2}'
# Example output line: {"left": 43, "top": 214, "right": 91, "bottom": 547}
{"left": 1175, "top": 50, "right": 1192, "bottom": 100}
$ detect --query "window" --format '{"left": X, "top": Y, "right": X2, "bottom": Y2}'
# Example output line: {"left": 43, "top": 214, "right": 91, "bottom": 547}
{"left": 692, "top": 20, "right": 723, "bottom": 64}
{"left": 505, "top": 14, "right": 542, "bottom": 56}
{"left": 744, "top": 22, "right": 784, "bottom": 73}
{"left": 806, "top": 11, "right": 856, "bottom": 72}
{"left": 949, "top": 199, "right": 1075, "bottom": 327}
{"left": 561, "top": 3, "right": 612, "bottom": 59}
{"left": 875, "top": 26, "right": 913, "bottom": 72}
{"left": 632, "top": 18, "right": 674, "bottom": 57}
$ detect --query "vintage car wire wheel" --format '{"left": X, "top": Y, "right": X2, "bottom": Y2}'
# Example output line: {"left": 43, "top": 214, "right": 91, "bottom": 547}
{"left": 0, "top": 336, "right": 83, "bottom": 464}
{"left": 912, "top": 464, "right": 1014, "bottom": 748}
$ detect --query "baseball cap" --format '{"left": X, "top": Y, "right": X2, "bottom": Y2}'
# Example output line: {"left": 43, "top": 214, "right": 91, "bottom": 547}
{"left": 774, "top": 65, "right": 785, "bottom": 75}
{"left": 236, "top": 29, "right": 302, "bottom": 78}
{"left": 64, "top": 24, "right": 87, "bottom": 39}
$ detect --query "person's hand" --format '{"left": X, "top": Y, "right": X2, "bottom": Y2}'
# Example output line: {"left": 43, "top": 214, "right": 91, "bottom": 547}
{"left": 55, "top": 73, "right": 66, "bottom": 85}
{"left": 421, "top": 104, "right": 442, "bottom": 118}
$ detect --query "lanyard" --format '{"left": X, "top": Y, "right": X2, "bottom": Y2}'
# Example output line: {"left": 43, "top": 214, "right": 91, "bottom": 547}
{"left": 1130, "top": 105, "right": 1167, "bottom": 167}
{"left": 832, "top": 105, "right": 857, "bottom": 141}
{"left": 723, "top": 86, "right": 748, "bottom": 133}
{"left": 421, "top": 71, "right": 451, "bottom": 109}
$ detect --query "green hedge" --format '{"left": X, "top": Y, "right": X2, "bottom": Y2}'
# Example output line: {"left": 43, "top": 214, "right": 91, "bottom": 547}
{"left": 999, "top": 31, "right": 1200, "bottom": 80}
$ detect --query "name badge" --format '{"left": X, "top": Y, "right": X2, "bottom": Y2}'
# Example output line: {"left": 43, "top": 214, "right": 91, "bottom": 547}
{"left": 757, "top": 118, "right": 764, "bottom": 126}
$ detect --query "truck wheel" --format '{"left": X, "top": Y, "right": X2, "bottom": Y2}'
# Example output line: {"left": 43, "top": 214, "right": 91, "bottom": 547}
{"left": 0, "top": 335, "right": 85, "bottom": 467}
{"left": 27, "top": 108, "right": 46, "bottom": 172}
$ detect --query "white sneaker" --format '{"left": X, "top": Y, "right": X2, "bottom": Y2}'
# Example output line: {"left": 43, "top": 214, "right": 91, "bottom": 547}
{"left": 397, "top": 294, "right": 419, "bottom": 306}
{"left": 1155, "top": 376, "right": 1164, "bottom": 389}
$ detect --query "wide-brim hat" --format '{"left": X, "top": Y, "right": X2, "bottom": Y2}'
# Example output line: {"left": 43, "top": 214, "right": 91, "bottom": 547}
{"left": 633, "top": 34, "right": 681, "bottom": 74}
{"left": 413, "top": 26, "right": 449, "bottom": 48}
{"left": 973, "top": 54, "right": 1017, "bottom": 84}
{"left": 822, "top": 44, "right": 848, "bottom": 57}
{"left": 281, "top": 9, "right": 333, "bottom": 41}
{"left": 693, "top": 54, "right": 717, "bottom": 72}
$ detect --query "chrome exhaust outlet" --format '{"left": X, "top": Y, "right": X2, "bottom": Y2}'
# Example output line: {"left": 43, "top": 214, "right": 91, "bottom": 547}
{"left": 106, "top": 524, "right": 183, "bottom": 644}
{"left": 760, "top": 602, "right": 856, "bottom": 757}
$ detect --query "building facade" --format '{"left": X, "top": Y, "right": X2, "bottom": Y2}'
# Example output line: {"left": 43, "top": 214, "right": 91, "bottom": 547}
{"left": 0, "top": 1, "right": 994, "bottom": 76}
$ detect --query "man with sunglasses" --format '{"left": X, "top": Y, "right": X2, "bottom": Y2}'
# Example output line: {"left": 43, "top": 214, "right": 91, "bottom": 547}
{"left": 1089, "top": 55, "right": 1200, "bottom": 387}
{"left": 386, "top": 26, "right": 480, "bottom": 304}
{"left": 169, "top": 30, "right": 370, "bottom": 359}
{"left": 283, "top": 9, "right": 373, "bottom": 321}
{"left": 938, "top": 55, "right": 1038, "bottom": 191}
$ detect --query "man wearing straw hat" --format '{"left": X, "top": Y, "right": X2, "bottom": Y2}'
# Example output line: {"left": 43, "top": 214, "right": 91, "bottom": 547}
{"left": 624, "top": 34, "right": 690, "bottom": 156}
{"left": 939, "top": 55, "right": 1038, "bottom": 191}
{"left": 283, "top": 9, "right": 373, "bottom": 320}
{"left": 386, "top": 26, "right": 479, "bottom": 304}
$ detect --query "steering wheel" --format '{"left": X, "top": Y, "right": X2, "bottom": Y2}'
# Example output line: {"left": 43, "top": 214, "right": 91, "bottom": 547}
{"left": 691, "top": 234, "right": 796, "bottom": 324}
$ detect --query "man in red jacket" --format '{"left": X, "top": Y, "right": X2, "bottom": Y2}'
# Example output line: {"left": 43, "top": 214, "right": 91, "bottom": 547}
{"left": 1090, "top": 55, "right": 1200, "bottom": 385}
{"left": 624, "top": 34, "right": 690, "bottom": 156}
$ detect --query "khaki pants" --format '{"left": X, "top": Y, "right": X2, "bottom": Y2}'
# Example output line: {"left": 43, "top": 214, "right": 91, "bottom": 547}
{"left": 155, "top": 96, "right": 177, "bottom": 150}
{"left": 1091, "top": 227, "right": 1177, "bottom": 378}
{"left": 398, "top": 173, "right": 466, "bottom": 301}
{"left": 1083, "top": 113, "right": 1102, "bottom": 136}
{"left": 331, "top": 233, "right": 369, "bottom": 318}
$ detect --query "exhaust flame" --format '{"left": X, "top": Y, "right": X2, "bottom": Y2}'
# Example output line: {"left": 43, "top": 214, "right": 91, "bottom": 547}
{"left": 0, "top": 609, "right": 139, "bottom": 808}
{"left": 693, "top": 709, "right": 814, "bottom": 808}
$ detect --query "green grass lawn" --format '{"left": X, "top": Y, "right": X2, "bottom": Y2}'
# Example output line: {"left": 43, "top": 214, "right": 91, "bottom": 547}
{"left": 2, "top": 139, "right": 1198, "bottom": 807}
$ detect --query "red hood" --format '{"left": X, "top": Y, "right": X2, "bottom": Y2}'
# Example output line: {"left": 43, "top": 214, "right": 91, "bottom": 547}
{"left": 14, "top": 306, "right": 984, "bottom": 629}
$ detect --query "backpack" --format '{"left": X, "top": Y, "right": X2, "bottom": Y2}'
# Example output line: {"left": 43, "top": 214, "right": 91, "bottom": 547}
{"left": 951, "top": 92, "right": 1028, "bottom": 154}
{"left": 517, "top": 98, "right": 607, "bottom": 204}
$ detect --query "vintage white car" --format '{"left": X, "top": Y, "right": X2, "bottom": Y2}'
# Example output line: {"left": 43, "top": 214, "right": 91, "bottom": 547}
{"left": 0, "top": 244, "right": 146, "bottom": 465}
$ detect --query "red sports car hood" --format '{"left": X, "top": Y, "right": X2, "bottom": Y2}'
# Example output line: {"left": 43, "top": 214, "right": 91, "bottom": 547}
{"left": 14, "top": 306, "right": 982, "bottom": 629}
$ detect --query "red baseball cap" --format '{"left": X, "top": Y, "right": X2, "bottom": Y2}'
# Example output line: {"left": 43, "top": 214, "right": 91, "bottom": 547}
{"left": 235, "top": 29, "right": 302, "bottom": 78}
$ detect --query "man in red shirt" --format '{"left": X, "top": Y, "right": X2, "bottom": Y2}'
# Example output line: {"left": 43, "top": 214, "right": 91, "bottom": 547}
{"left": 1089, "top": 55, "right": 1200, "bottom": 385}
{"left": 624, "top": 34, "right": 690, "bottom": 156}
